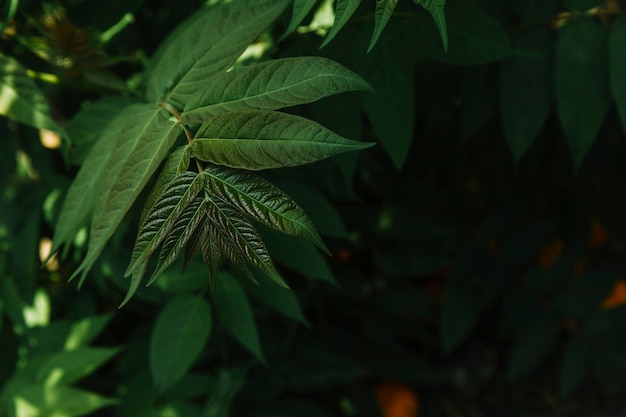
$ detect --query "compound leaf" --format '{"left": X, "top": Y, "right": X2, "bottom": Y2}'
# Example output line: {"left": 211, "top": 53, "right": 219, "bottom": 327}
{"left": 150, "top": 295, "right": 212, "bottom": 391}
{"left": 202, "top": 164, "right": 327, "bottom": 252}
{"left": 192, "top": 110, "right": 373, "bottom": 170}
{"left": 181, "top": 57, "right": 372, "bottom": 124}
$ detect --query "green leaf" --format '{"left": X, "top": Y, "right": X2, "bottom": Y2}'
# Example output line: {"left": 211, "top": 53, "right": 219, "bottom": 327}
{"left": 192, "top": 110, "right": 373, "bottom": 170}
{"left": 213, "top": 273, "right": 265, "bottom": 363}
{"left": 64, "top": 314, "right": 113, "bottom": 350}
{"left": 559, "top": 335, "right": 590, "bottom": 396}
{"left": 441, "top": 280, "right": 480, "bottom": 353}
{"left": 610, "top": 16, "right": 626, "bottom": 132}
{"left": 507, "top": 316, "right": 561, "bottom": 380}
{"left": 126, "top": 172, "right": 204, "bottom": 277}
{"left": 359, "top": 22, "right": 414, "bottom": 168}
{"left": 147, "top": 0, "right": 290, "bottom": 105}
{"left": 202, "top": 164, "right": 327, "bottom": 251}
{"left": 150, "top": 295, "right": 212, "bottom": 391}
{"left": 52, "top": 104, "right": 143, "bottom": 255}
{"left": 183, "top": 220, "right": 221, "bottom": 288}
{"left": 282, "top": 0, "right": 320, "bottom": 39}
{"left": 203, "top": 368, "right": 246, "bottom": 417}
{"left": 181, "top": 57, "right": 371, "bottom": 124}
{"left": 205, "top": 198, "right": 286, "bottom": 288}
{"left": 12, "top": 385, "right": 117, "bottom": 417}
{"left": 35, "top": 347, "right": 120, "bottom": 387}
{"left": 0, "top": 53, "right": 63, "bottom": 134}
{"left": 556, "top": 17, "right": 610, "bottom": 170}
{"left": 368, "top": 0, "right": 398, "bottom": 53}
{"left": 149, "top": 198, "right": 206, "bottom": 285}
{"left": 415, "top": 0, "right": 448, "bottom": 51}
{"left": 65, "top": 96, "right": 139, "bottom": 165}
{"left": 499, "top": 28, "right": 553, "bottom": 163}
{"left": 321, "top": 0, "right": 362, "bottom": 48}
{"left": 73, "top": 105, "right": 182, "bottom": 282}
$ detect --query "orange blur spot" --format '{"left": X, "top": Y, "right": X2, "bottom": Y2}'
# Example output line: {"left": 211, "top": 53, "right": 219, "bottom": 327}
{"left": 375, "top": 381, "right": 419, "bottom": 417}
{"left": 602, "top": 279, "right": 626, "bottom": 310}
{"left": 588, "top": 219, "right": 608, "bottom": 251}
{"left": 571, "top": 258, "right": 587, "bottom": 276}
{"left": 333, "top": 249, "right": 352, "bottom": 263}
{"left": 537, "top": 239, "right": 563, "bottom": 269}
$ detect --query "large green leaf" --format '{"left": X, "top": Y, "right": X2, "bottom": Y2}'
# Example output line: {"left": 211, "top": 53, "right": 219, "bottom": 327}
{"left": 192, "top": 110, "right": 372, "bottom": 170}
{"left": 34, "top": 347, "right": 120, "bottom": 387}
{"left": 610, "top": 16, "right": 626, "bottom": 131}
{"left": 415, "top": 0, "right": 448, "bottom": 51}
{"left": 555, "top": 17, "right": 610, "bottom": 170}
{"left": 150, "top": 296, "right": 212, "bottom": 391}
{"left": 73, "top": 105, "right": 181, "bottom": 281}
{"left": 368, "top": 0, "right": 398, "bottom": 53}
{"left": 0, "top": 53, "right": 63, "bottom": 133}
{"left": 147, "top": 0, "right": 290, "bottom": 105}
{"left": 126, "top": 172, "right": 203, "bottom": 278}
{"left": 499, "top": 28, "right": 553, "bottom": 163}
{"left": 320, "top": 0, "right": 362, "bottom": 48}
{"left": 52, "top": 104, "right": 143, "bottom": 254}
{"left": 181, "top": 57, "right": 372, "bottom": 124}
{"left": 202, "top": 164, "right": 327, "bottom": 251}
{"left": 213, "top": 273, "right": 265, "bottom": 362}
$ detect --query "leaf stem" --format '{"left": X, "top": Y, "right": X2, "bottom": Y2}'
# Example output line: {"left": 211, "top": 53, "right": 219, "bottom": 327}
{"left": 158, "top": 101, "right": 194, "bottom": 144}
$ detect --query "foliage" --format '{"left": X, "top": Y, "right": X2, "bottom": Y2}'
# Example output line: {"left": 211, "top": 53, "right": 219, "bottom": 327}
{"left": 3, "top": 0, "right": 626, "bottom": 416}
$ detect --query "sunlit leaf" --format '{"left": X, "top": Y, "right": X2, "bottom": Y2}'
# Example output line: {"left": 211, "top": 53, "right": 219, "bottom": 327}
{"left": 150, "top": 296, "right": 212, "bottom": 391}
{"left": 35, "top": 347, "right": 121, "bottom": 387}
{"left": 192, "top": 110, "right": 373, "bottom": 170}
{"left": 282, "top": 0, "right": 319, "bottom": 39}
{"left": 12, "top": 385, "right": 117, "bottom": 417}
{"left": 181, "top": 57, "right": 372, "bottom": 123}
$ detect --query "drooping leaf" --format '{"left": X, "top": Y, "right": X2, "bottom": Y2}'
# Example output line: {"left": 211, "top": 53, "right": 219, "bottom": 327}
{"left": 205, "top": 218, "right": 255, "bottom": 284}
{"left": 192, "top": 110, "right": 373, "bottom": 170}
{"left": 149, "top": 198, "right": 206, "bottom": 285}
{"left": 202, "top": 164, "right": 327, "bottom": 251}
{"left": 320, "top": 0, "right": 362, "bottom": 48}
{"left": 205, "top": 198, "right": 286, "bottom": 288}
{"left": 213, "top": 273, "right": 265, "bottom": 362}
{"left": 0, "top": 53, "right": 63, "bottom": 134}
{"left": 359, "top": 22, "right": 414, "bottom": 168}
{"left": 125, "top": 172, "right": 203, "bottom": 277}
{"left": 181, "top": 57, "right": 372, "bottom": 124}
{"left": 415, "top": 0, "right": 448, "bottom": 51}
{"left": 507, "top": 315, "right": 561, "bottom": 380}
{"left": 368, "top": 0, "right": 399, "bottom": 53}
{"left": 52, "top": 104, "right": 144, "bottom": 254}
{"left": 34, "top": 347, "right": 121, "bottom": 387}
{"left": 282, "top": 0, "right": 319, "bottom": 39}
{"left": 150, "top": 295, "right": 212, "bottom": 391}
{"left": 555, "top": 17, "right": 610, "bottom": 170}
{"left": 182, "top": 220, "right": 221, "bottom": 288}
{"left": 499, "top": 28, "right": 553, "bottom": 163}
{"left": 610, "top": 16, "right": 626, "bottom": 131}
{"left": 147, "top": 0, "right": 290, "bottom": 105}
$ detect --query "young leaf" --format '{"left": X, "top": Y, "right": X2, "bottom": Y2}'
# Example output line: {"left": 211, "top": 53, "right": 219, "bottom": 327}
{"left": 368, "top": 0, "right": 399, "bottom": 53}
{"left": 415, "top": 0, "right": 448, "bottom": 51}
{"left": 320, "top": 0, "right": 362, "bottom": 48}
{"left": 202, "top": 164, "right": 327, "bottom": 252}
{"left": 150, "top": 295, "right": 212, "bottom": 391}
{"left": 282, "top": 0, "right": 320, "bottom": 39}
{"left": 147, "top": 0, "right": 290, "bottom": 105}
{"left": 0, "top": 53, "right": 64, "bottom": 134}
{"left": 73, "top": 107, "right": 182, "bottom": 282}
{"left": 205, "top": 198, "right": 286, "bottom": 288}
{"left": 184, "top": 220, "right": 221, "bottom": 289}
{"left": 192, "top": 110, "right": 373, "bottom": 170}
{"left": 205, "top": 219, "right": 255, "bottom": 284}
{"left": 610, "top": 16, "right": 626, "bottom": 131}
{"left": 125, "top": 172, "right": 203, "bottom": 277}
{"left": 213, "top": 273, "right": 265, "bottom": 363}
{"left": 556, "top": 17, "right": 610, "bottom": 170}
{"left": 181, "top": 57, "right": 372, "bottom": 124}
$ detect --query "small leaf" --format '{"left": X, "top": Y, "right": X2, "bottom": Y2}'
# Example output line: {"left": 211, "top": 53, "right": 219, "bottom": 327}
{"left": 192, "top": 110, "right": 373, "bottom": 170}
{"left": 368, "top": 0, "right": 399, "bottom": 53}
{"left": 213, "top": 273, "right": 265, "bottom": 362}
{"left": 35, "top": 347, "right": 121, "bottom": 387}
{"left": 556, "top": 17, "right": 610, "bottom": 170}
{"left": 610, "top": 16, "right": 626, "bottom": 131}
{"left": 150, "top": 295, "right": 212, "bottom": 391}
{"left": 126, "top": 172, "right": 203, "bottom": 277}
{"left": 507, "top": 316, "right": 561, "bottom": 380}
{"left": 0, "top": 53, "right": 64, "bottom": 134}
{"left": 415, "top": 0, "right": 448, "bottom": 51}
{"left": 181, "top": 57, "right": 371, "bottom": 124}
{"left": 147, "top": 0, "right": 290, "bottom": 105}
{"left": 205, "top": 197, "right": 286, "bottom": 288}
{"left": 321, "top": 0, "right": 362, "bottom": 48}
{"left": 282, "top": 0, "right": 320, "bottom": 39}
{"left": 202, "top": 164, "right": 327, "bottom": 252}
{"left": 183, "top": 220, "right": 221, "bottom": 288}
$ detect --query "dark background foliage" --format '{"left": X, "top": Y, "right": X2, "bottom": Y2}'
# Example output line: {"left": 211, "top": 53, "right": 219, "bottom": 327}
{"left": 3, "top": 0, "right": 626, "bottom": 416}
